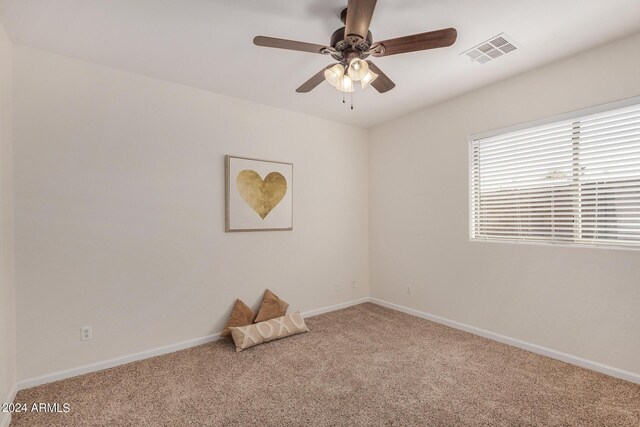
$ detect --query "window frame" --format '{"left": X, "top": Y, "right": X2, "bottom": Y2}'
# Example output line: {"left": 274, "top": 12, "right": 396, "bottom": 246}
{"left": 468, "top": 95, "right": 640, "bottom": 251}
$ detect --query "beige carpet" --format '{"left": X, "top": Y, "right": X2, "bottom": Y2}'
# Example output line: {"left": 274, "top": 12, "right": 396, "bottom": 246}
{"left": 11, "top": 303, "right": 640, "bottom": 426}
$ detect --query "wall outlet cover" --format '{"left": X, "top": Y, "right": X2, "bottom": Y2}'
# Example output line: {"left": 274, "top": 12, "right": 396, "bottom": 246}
{"left": 81, "top": 326, "right": 93, "bottom": 341}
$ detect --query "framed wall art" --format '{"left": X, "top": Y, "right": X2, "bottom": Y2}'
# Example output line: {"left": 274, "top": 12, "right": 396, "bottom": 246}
{"left": 225, "top": 155, "right": 293, "bottom": 231}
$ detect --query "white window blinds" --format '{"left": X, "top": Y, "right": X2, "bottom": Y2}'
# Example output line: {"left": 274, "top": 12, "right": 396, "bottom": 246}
{"left": 470, "top": 101, "right": 640, "bottom": 249}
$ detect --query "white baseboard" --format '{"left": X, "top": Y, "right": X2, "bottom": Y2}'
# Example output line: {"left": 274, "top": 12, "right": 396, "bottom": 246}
{"left": 16, "top": 296, "right": 638, "bottom": 393}
{"left": 16, "top": 297, "right": 370, "bottom": 391}
{"left": 1, "top": 384, "right": 18, "bottom": 427}
{"left": 370, "top": 298, "right": 640, "bottom": 385}
{"left": 302, "top": 297, "right": 370, "bottom": 318}
{"left": 17, "top": 333, "right": 221, "bottom": 391}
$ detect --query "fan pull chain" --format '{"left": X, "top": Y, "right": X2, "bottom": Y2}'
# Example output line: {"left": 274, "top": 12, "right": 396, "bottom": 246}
{"left": 350, "top": 90, "right": 354, "bottom": 110}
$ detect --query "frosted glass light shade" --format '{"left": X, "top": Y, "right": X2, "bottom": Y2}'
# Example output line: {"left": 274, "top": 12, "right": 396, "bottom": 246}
{"left": 360, "top": 69, "right": 379, "bottom": 89}
{"left": 337, "top": 75, "right": 354, "bottom": 92}
{"left": 348, "top": 58, "right": 369, "bottom": 81}
{"left": 324, "top": 64, "right": 345, "bottom": 87}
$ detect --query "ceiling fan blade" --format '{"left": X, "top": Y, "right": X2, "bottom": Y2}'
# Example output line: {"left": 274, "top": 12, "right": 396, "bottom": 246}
{"left": 366, "top": 61, "right": 395, "bottom": 93}
{"left": 371, "top": 28, "right": 457, "bottom": 57}
{"left": 345, "top": 0, "right": 377, "bottom": 42}
{"left": 296, "top": 65, "right": 334, "bottom": 93}
{"left": 254, "top": 36, "right": 329, "bottom": 54}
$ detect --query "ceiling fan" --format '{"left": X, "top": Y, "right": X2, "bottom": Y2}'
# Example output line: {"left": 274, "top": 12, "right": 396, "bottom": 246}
{"left": 253, "top": 0, "right": 457, "bottom": 94}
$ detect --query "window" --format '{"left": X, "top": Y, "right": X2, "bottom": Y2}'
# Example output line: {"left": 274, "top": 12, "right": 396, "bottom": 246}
{"left": 470, "top": 99, "right": 640, "bottom": 249}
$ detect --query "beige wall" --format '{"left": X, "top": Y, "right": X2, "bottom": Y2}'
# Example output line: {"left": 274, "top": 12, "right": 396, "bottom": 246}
{"left": 369, "top": 32, "right": 640, "bottom": 375}
{"left": 0, "top": 18, "right": 16, "bottom": 425}
{"left": 13, "top": 46, "right": 370, "bottom": 381}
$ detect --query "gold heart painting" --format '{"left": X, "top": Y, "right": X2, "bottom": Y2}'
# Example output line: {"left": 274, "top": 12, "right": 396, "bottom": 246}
{"left": 235, "top": 170, "right": 287, "bottom": 219}
{"left": 225, "top": 156, "right": 293, "bottom": 231}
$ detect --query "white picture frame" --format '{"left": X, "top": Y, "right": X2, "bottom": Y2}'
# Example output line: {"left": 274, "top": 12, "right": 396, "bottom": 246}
{"left": 225, "top": 155, "right": 293, "bottom": 232}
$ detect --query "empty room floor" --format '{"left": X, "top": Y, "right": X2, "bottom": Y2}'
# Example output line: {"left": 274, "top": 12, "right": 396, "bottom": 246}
{"left": 11, "top": 304, "right": 640, "bottom": 426}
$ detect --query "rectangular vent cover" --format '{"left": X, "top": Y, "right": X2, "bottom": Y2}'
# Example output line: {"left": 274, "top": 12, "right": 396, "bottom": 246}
{"left": 461, "top": 33, "right": 518, "bottom": 64}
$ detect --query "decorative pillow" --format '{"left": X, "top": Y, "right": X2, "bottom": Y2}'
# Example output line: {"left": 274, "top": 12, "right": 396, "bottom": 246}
{"left": 254, "top": 289, "right": 289, "bottom": 323}
{"left": 229, "top": 312, "right": 309, "bottom": 352}
{"left": 221, "top": 299, "right": 256, "bottom": 338}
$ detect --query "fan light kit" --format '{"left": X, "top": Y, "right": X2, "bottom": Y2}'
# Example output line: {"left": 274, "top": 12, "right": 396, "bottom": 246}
{"left": 253, "top": 0, "right": 458, "bottom": 107}
{"left": 324, "top": 59, "right": 379, "bottom": 93}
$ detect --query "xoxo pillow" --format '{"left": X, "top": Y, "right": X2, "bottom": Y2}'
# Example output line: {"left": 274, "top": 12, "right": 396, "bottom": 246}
{"left": 229, "top": 311, "right": 309, "bottom": 352}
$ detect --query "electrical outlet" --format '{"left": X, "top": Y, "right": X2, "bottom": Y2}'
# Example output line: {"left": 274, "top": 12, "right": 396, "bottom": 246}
{"left": 406, "top": 285, "right": 412, "bottom": 295}
{"left": 81, "top": 326, "right": 93, "bottom": 341}
{"left": 351, "top": 280, "right": 356, "bottom": 289}
{"left": 335, "top": 284, "right": 341, "bottom": 292}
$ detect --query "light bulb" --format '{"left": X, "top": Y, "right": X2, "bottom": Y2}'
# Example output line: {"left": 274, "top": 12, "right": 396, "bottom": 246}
{"left": 348, "top": 58, "right": 369, "bottom": 81}
{"left": 360, "top": 69, "right": 379, "bottom": 89}
{"left": 324, "top": 64, "right": 345, "bottom": 87}
{"left": 337, "top": 75, "right": 354, "bottom": 92}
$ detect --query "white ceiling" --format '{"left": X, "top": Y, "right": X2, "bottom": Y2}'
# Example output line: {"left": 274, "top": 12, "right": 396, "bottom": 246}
{"left": 1, "top": 0, "right": 640, "bottom": 128}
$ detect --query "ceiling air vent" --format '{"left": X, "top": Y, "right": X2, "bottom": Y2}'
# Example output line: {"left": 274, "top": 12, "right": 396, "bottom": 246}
{"left": 461, "top": 33, "right": 518, "bottom": 64}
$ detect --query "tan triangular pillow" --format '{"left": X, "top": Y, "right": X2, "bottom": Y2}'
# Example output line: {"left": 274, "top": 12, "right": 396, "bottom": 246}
{"left": 254, "top": 289, "right": 289, "bottom": 323}
{"left": 221, "top": 299, "right": 255, "bottom": 338}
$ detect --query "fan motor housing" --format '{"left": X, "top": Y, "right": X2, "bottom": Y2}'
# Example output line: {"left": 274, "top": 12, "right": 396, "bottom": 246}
{"left": 330, "top": 27, "right": 372, "bottom": 61}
